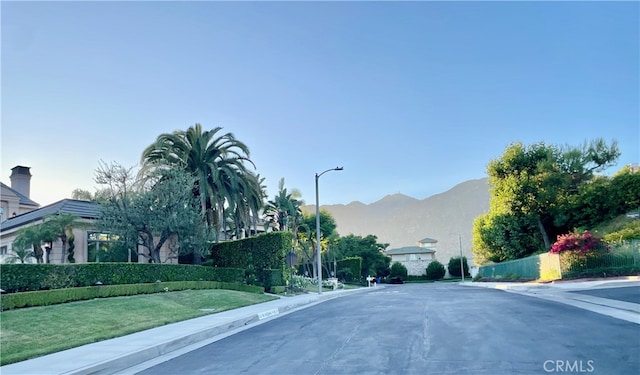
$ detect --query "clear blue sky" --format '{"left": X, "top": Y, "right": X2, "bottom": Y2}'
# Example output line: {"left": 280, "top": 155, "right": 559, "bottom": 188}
{"left": 2, "top": 1, "right": 638, "bottom": 207}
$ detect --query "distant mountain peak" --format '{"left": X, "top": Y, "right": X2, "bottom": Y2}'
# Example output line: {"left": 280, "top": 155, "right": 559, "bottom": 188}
{"left": 379, "top": 193, "right": 417, "bottom": 202}
{"left": 318, "top": 178, "right": 491, "bottom": 266}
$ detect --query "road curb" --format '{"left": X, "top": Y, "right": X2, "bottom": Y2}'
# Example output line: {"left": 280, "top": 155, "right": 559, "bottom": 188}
{"left": 461, "top": 279, "right": 640, "bottom": 325}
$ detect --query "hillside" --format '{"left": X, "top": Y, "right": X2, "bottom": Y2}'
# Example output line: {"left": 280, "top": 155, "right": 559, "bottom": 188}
{"left": 303, "top": 178, "right": 491, "bottom": 266}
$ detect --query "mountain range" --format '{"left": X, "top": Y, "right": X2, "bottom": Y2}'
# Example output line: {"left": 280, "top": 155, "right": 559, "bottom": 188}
{"left": 303, "top": 178, "right": 491, "bottom": 267}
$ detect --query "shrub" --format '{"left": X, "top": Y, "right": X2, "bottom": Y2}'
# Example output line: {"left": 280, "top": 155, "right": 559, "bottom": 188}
{"left": 336, "top": 257, "right": 361, "bottom": 282}
{"left": 290, "top": 274, "right": 315, "bottom": 291}
{"left": 603, "top": 221, "right": 640, "bottom": 243}
{"left": 550, "top": 230, "right": 607, "bottom": 255}
{"left": 426, "top": 261, "right": 446, "bottom": 280}
{"left": 447, "top": 257, "right": 470, "bottom": 277}
{"left": 0, "top": 281, "right": 264, "bottom": 311}
{"left": 257, "top": 268, "right": 284, "bottom": 293}
{"left": 405, "top": 275, "right": 431, "bottom": 282}
{"left": 389, "top": 262, "right": 408, "bottom": 280}
{"left": 336, "top": 268, "right": 354, "bottom": 282}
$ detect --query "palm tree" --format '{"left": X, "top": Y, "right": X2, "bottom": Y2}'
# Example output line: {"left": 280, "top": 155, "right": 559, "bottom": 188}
{"left": 13, "top": 226, "right": 48, "bottom": 263}
{"left": 140, "top": 124, "right": 262, "bottom": 240}
{"left": 225, "top": 170, "right": 265, "bottom": 239}
{"left": 42, "top": 213, "right": 83, "bottom": 263}
{"left": 247, "top": 173, "right": 268, "bottom": 236}
{"left": 264, "top": 178, "right": 303, "bottom": 232}
{"left": 4, "top": 242, "right": 35, "bottom": 264}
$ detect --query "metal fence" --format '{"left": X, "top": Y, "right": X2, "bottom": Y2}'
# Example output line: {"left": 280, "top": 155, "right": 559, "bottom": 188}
{"left": 559, "top": 240, "right": 640, "bottom": 278}
{"left": 477, "top": 254, "right": 550, "bottom": 281}
{"left": 477, "top": 240, "right": 640, "bottom": 281}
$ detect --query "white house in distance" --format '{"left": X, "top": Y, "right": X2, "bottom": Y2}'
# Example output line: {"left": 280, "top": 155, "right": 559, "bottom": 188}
{"left": 384, "top": 237, "right": 437, "bottom": 276}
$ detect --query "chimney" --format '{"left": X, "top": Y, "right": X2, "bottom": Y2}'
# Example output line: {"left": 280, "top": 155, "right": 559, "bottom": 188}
{"left": 10, "top": 166, "right": 32, "bottom": 198}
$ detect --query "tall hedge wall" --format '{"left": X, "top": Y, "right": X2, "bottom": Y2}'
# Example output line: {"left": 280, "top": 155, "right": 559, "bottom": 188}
{"left": 210, "top": 231, "right": 292, "bottom": 288}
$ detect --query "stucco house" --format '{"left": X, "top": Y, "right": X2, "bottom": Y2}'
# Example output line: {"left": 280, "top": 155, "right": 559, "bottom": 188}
{"left": 1, "top": 165, "right": 273, "bottom": 264}
{"left": 384, "top": 237, "right": 438, "bottom": 276}
{"left": 0, "top": 166, "right": 179, "bottom": 264}
{"left": 1, "top": 199, "right": 100, "bottom": 263}
{"left": 1, "top": 166, "right": 40, "bottom": 221}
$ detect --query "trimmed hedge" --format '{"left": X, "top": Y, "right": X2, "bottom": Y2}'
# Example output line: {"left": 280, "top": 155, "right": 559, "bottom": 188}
{"left": 210, "top": 231, "right": 291, "bottom": 287}
{"left": 0, "top": 263, "right": 245, "bottom": 293}
{"left": 0, "top": 281, "right": 264, "bottom": 311}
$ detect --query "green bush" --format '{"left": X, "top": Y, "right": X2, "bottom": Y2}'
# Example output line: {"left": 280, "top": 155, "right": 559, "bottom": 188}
{"left": 389, "top": 262, "right": 408, "bottom": 280}
{"left": 563, "top": 266, "right": 640, "bottom": 279}
{"left": 210, "top": 231, "right": 292, "bottom": 287}
{"left": 447, "top": 257, "right": 470, "bottom": 277}
{"left": 604, "top": 221, "right": 640, "bottom": 243}
{"left": 336, "top": 268, "right": 354, "bottom": 282}
{"left": 426, "top": 261, "right": 446, "bottom": 280}
{"left": 336, "top": 257, "right": 362, "bottom": 282}
{"left": 0, "top": 264, "right": 245, "bottom": 293}
{"left": 0, "top": 281, "right": 264, "bottom": 311}
{"left": 270, "top": 285, "right": 287, "bottom": 294}
{"left": 258, "top": 268, "right": 285, "bottom": 292}
{"left": 405, "top": 275, "right": 431, "bottom": 282}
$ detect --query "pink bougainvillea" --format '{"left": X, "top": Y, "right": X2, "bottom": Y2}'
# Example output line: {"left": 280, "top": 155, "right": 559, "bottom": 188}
{"left": 549, "top": 230, "right": 606, "bottom": 255}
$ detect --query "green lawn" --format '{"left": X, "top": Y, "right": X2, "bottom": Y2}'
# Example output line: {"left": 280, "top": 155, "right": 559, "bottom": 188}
{"left": 0, "top": 289, "right": 277, "bottom": 366}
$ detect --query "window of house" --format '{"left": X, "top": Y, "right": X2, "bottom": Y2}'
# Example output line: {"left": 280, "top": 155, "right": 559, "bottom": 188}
{"left": 0, "top": 246, "right": 7, "bottom": 255}
{"left": 87, "top": 232, "right": 136, "bottom": 262}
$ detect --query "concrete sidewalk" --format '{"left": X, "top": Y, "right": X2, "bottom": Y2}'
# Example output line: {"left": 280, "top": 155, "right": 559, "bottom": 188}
{"left": 0, "top": 287, "right": 374, "bottom": 375}
{"left": 460, "top": 276, "right": 640, "bottom": 324}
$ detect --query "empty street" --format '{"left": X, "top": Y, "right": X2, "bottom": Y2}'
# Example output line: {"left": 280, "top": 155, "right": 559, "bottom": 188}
{"left": 133, "top": 283, "right": 639, "bottom": 375}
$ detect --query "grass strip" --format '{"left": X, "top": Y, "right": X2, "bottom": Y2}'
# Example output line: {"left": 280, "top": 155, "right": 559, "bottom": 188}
{"left": 0, "top": 289, "right": 276, "bottom": 365}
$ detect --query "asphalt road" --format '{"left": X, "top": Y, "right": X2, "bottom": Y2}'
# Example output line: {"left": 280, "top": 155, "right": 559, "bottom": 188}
{"left": 572, "top": 285, "right": 640, "bottom": 304}
{"left": 135, "top": 283, "right": 639, "bottom": 375}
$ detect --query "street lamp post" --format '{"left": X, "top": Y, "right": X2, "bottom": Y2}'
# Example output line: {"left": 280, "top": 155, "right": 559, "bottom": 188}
{"left": 458, "top": 233, "right": 464, "bottom": 283}
{"left": 315, "top": 166, "right": 343, "bottom": 294}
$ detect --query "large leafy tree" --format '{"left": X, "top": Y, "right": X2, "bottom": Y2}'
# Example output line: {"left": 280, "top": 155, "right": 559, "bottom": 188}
{"left": 297, "top": 210, "right": 338, "bottom": 278}
{"left": 563, "top": 165, "right": 640, "bottom": 229}
{"left": 473, "top": 212, "right": 544, "bottom": 264}
{"left": 473, "top": 139, "right": 620, "bottom": 264}
{"left": 140, "top": 124, "right": 263, "bottom": 240}
{"left": 71, "top": 189, "right": 95, "bottom": 201}
{"left": 333, "top": 234, "right": 390, "bottom": 278}
{"left": 96, "top": 162, "right": 210, "bottom": 263}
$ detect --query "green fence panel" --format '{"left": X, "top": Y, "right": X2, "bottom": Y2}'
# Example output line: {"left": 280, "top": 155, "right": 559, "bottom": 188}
{"left": 560, "top": 241, "right": 640, "bottom": 278}
{"left": 478, "top": 255, "right": 543, "bottom": 280}
{"left": 479, "top": 241, "right": 640, "bottom": 281}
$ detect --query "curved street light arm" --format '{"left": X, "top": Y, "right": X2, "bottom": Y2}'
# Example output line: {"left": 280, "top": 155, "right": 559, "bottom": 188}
{"left": 316, "top": 167, "right": 344, "bottom": 179}
{"left": 315, "top": 166, "right": 343, "bottom": 294}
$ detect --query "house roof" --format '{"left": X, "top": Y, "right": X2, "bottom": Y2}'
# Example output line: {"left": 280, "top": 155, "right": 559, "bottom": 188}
{"left": 384, "top": 246, "right": 436, "bottom": 255}
{"left": 0, "top": 182, "right": 40, "bottom": 208}
{"left": 418, "top": 237, "right": 437, "bottom": 244}
{"left": 0, "top": 199, "right": 100, "bottom": 232}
